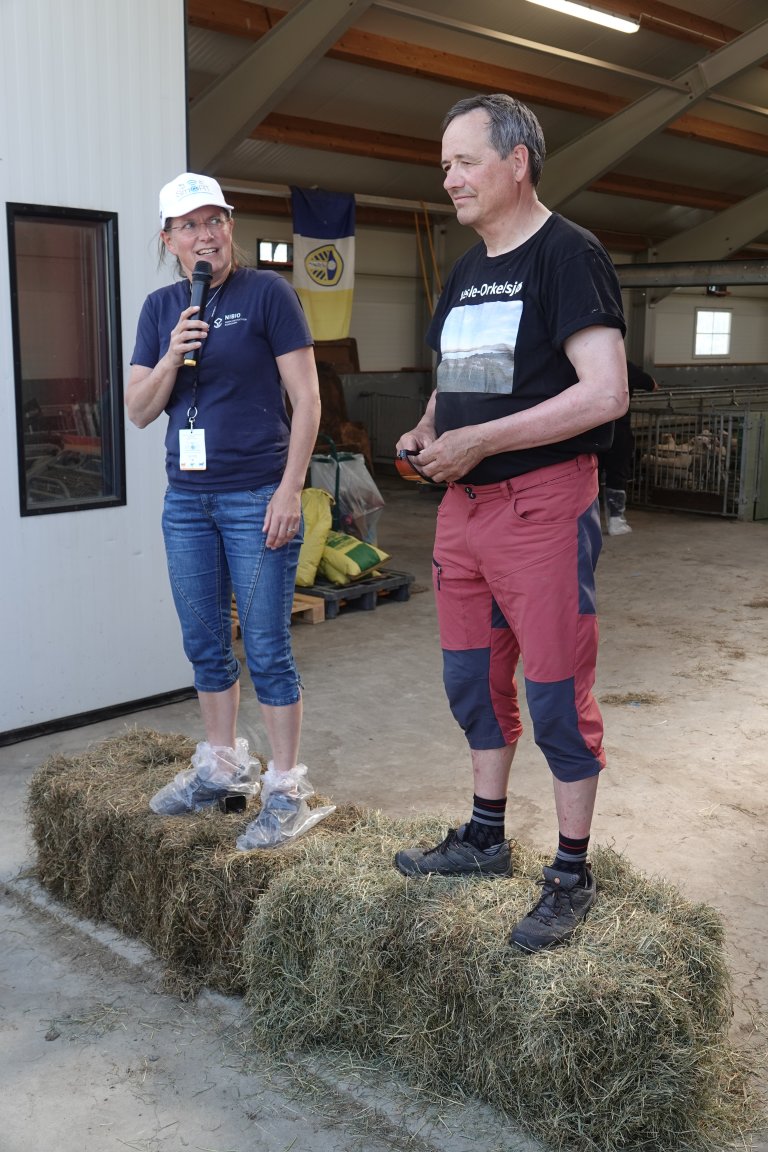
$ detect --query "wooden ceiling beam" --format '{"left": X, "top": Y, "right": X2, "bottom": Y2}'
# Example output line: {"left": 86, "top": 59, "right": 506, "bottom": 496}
{"left": 250, "top": 113, "right": 745, "bottom": 214}
{"left": 253, "top": 113, "right": 437, "bottom": 165}
{"left": 187, "top": 1, "right": 768, "bottom": 158}
{"left": 186, "top": 0, "right": 746, "bottom": 54}
{"left": 592, "top": 172, "right": 737, "bottom": 212}
{"left": 225, "top": 188, "right": 649, "bottom": 250}
{"left": 604, "top": 0, "right": 747, "bottom": 47}
{"left": 329, "top": 29, "right": 618, "bottom": 118}
{"left": 186, "top": 0, "right": 276, "bottom": 38}
{"left": 667, "top": 114, "right": 768, "bottom": 157}
{"left": 226, "top": 190, "right": 434, "bottom": 229}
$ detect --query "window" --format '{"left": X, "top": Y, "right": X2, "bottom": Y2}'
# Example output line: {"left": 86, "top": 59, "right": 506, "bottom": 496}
{"left": 257, "top": 239, "right": 293, "bottom": 269}
{"left": 7, "top": 204, "right": 125, "bottom": 516}
{"left": 694, "top": 309, "right": 732, "bottom": 357}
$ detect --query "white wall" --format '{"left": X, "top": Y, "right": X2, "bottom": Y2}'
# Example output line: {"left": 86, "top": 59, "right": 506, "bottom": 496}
{"left": 0, "top": 0, "right": 191, "bottom": 735}
{"left": 651, "top": 290, "right": 768, "bottom": 365}
{"left": 234, "top": 214, "right": 432, "bottom": 370}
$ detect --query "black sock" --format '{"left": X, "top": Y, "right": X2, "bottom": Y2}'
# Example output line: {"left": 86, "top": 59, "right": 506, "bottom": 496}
{"left": 464, "top": 794, "right": 507, "bottom": 851}
{"left": 553, "top": 831, "right": 589, "bottom": 882}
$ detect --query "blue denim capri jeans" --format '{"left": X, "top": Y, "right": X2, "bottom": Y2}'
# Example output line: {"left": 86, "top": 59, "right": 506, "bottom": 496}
{"left": 162, "top": 485, "right": 303, "bottom": 705}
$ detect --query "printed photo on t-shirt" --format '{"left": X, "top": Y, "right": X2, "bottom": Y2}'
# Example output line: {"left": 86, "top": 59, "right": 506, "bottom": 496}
{"left": 437, "top": 300, "right": 522, "bottom": 394}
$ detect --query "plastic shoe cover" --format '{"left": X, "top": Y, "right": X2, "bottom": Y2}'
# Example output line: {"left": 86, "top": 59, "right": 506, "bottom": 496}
{"left": 605, "top": 489, "right": 632, "bottom": 535}
{"left": 260, "top": 762, "right": 316, "bottom": 803}
{"left": 605, "top": 487, "right": 627, "bottom": 517}
{"left": 607, "top": 515, "right": 633, "bottom": 536}
{"left": 236, "top": 763, "right": 336, "bottom": 850}
{"left": 149, "top": 739, "right": 261, "bottom": 814}
{"left": 194, "top": 738, "right": 260, "bottom": 786}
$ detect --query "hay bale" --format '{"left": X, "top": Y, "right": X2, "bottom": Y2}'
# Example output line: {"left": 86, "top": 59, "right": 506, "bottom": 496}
{"left": 27, "top": 728, "right": 365, "bottom": 995}
{"left": 27, "top": 731, "right": 760, "bottom": 1148}
{"left": 241, "top": 813, "right": 758, "bottom": 1152}
{"left": 28, "top": 729, "right": 197, "bottom": 916}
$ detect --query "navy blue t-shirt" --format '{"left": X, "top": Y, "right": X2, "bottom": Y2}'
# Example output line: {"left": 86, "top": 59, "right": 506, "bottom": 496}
{"left": 131, "top": 267, "right": 313, "bottom": 491}
{"left": 427, "top": 213, "right": 626, "bottom": 484}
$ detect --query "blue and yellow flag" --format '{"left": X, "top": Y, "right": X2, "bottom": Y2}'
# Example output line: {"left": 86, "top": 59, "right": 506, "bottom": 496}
{"left": 291, "top": 187, "right": 355, "bottom": 340}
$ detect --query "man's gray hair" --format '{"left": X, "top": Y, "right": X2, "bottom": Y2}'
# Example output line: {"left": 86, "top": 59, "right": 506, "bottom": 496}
{"left": 442, "top": 94, "right": 546, "bottom": 187}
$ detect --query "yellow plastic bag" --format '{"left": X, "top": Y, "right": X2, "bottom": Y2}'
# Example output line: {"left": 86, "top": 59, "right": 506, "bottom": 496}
{"left": 296, "top": 488, "right": 334, "bottom": 588}
{"left": 318, "top": 531, "right": 390, "bottom": 586}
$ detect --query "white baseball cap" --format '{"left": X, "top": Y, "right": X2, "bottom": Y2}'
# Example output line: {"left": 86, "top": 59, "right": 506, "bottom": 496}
{"left": 159, "top": 172, "right": 234, "bottom": 225}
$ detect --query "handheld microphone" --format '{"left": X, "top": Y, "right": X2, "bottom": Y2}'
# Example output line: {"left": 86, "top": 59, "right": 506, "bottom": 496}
{"left": 184, "top": 260, "right": 213, "bottom": 367}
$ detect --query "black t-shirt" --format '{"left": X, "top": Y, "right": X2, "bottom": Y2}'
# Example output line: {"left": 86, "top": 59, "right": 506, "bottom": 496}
{"left": 427, "top": 213, "right": 626, "bottom": 484}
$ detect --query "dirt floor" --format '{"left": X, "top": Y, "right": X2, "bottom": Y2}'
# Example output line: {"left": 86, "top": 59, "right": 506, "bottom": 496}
{"left": 1, "top": 474, "right": 767, "bottom": 1151}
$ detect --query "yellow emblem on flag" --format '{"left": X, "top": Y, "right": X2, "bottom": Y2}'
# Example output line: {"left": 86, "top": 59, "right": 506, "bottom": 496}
{"left": 291, "top": 187, "right": 355, "bottom": 339}
{"left": 305, "top": 244, "right": 344, "bottom": 287}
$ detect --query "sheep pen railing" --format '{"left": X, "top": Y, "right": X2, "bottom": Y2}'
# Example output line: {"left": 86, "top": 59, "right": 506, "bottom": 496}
{"left": 629, "top": 390, "right": 767, "bottom": 519}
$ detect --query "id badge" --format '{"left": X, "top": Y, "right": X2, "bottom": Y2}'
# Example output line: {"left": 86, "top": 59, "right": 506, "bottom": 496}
{"left": 179, "top": 428, "right": 207, "bottom": 470}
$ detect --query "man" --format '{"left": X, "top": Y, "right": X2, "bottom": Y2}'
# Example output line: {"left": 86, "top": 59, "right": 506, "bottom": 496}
{"left": 600, "top": 359, "right": 658, "bottom": 535}
{"left": 394, "top": 94, "right": 628, "bottom": 953}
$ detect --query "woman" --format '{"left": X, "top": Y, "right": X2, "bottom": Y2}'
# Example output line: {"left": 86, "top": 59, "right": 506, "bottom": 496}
{"left": 127, "top": 172, "right": 322, "bottom": 844}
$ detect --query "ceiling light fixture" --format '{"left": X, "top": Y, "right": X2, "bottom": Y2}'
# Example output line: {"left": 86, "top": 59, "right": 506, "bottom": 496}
{"left": 524, "top": 0, "right": 640, "bottom": 34}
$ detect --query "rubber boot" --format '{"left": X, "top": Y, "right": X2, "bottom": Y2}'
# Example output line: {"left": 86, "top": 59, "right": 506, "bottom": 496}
{"left": 605, "top": 488, "right": 632, "bottom": 536}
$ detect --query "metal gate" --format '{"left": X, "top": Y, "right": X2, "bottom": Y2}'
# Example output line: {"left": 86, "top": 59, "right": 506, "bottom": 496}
{"left": 628, "top": 402, "right": 766, "bottom": 519}
{"left": 356, "top": 392, "right": 427, "bottom": 465}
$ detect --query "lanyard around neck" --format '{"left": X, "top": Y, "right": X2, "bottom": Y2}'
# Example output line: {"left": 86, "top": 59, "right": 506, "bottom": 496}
{"left": 186, "top": 270, "right": 232, "bottom": 427}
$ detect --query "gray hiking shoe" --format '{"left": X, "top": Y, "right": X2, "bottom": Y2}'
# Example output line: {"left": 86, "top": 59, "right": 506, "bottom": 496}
{"left": 394, "top": 824, "right": 511, "bottom": 878}
{"left": 510, "top": 865, "right": 596, "bottom": 952}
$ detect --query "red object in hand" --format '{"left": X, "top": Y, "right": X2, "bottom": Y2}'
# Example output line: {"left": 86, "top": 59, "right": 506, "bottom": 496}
{"left": 395, "top": 449, "right": 435, "bottom": 483}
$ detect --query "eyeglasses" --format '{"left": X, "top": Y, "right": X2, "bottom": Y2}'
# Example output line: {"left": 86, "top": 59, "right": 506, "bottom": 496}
{"left": 166, "top": 215, "right": 230, "bottom": 235}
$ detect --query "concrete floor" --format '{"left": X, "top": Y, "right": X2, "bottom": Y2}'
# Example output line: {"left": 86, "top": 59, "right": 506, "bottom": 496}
{"left": 1, "top": 473, "right": 767, "bottom": 1151}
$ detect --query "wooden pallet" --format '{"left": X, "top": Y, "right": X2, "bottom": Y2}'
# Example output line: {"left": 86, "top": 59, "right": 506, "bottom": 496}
{"left": 290, "top": 592, "right": 326, "bottom": 625}
{"left": 298, "top": 569, "right": 414, "bottom": 620}
{"left": 231, "top": 592, "right": 325, "bottom": 638}
{"left": 230, "top": 569, "right": 413, "bottom": 631}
